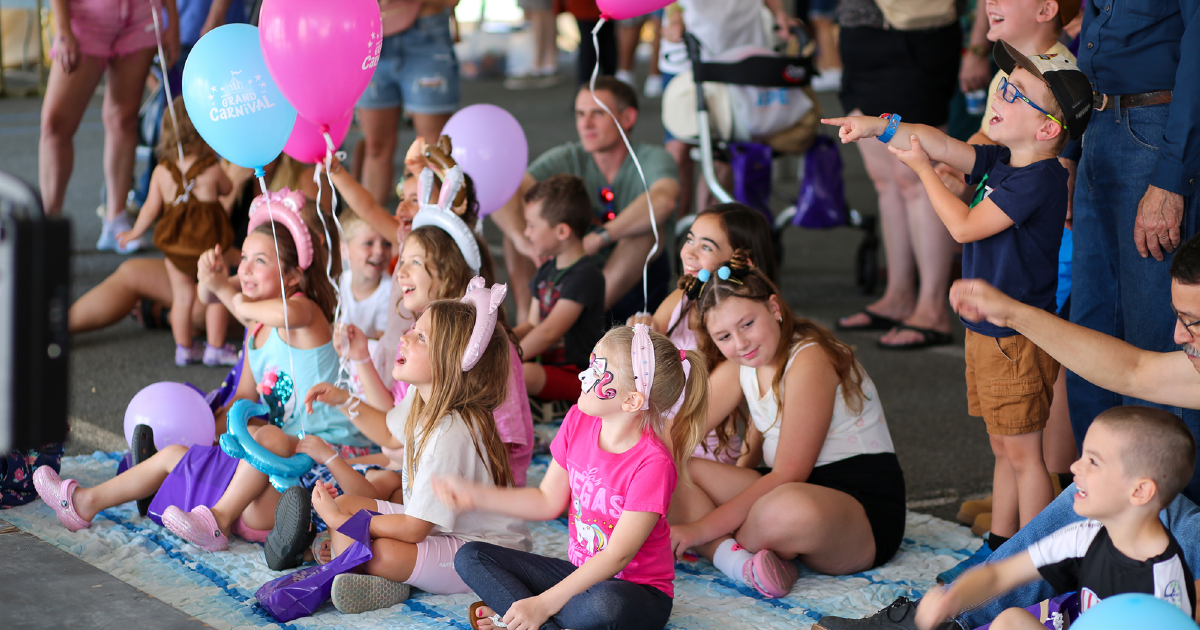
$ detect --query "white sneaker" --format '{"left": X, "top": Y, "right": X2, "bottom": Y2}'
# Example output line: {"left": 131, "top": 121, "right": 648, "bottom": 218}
{"left": 96, "top": 211, "right": 142, "bottom": 254}
{"left": 615, "top": 69, "right": 636, "bottom": 87}
{"left": 810, "top": 68, "right": 842, "bottom": 93}
{"left": 644, "top": 74, "right": 663, "bottom": 98}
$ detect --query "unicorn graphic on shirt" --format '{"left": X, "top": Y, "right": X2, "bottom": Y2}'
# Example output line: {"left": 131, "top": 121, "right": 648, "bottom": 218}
{"left": 573, "top": 497, "right": 608, "bottom": 555}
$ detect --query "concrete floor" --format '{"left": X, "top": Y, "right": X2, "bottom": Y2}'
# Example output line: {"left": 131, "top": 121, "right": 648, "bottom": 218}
{"left": 0, "top": 62, "right": 991, "bottom": 626}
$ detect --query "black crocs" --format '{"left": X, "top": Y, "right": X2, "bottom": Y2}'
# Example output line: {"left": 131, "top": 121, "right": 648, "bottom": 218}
{"left": 130, "top": 424, "right": 158, "bottom": 516}
{"left": 266, "top": 485, "right": 315, "bottom": 571}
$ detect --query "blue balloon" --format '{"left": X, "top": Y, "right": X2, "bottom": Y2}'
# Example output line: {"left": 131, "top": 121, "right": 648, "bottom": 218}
{"left": 1072, "top": 593, "right": 1196, "bottom": 630}
{"left": 182, "top": 23, "right": 296, "bottom": 174}
{"left": 220, "top": 399, "right": 314, "bottom": 492}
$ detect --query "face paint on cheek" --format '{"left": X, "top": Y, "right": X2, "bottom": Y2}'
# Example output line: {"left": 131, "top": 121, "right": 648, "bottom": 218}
{"left": 578, "top": 354, "right": 618, "bottom": 399}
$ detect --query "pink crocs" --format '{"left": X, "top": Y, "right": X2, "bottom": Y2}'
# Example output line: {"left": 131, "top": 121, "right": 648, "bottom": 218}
{"left": 33, "top": 466, "right": 91, "bottom": 531}
{"left": 231, "top": 516, "right": 269, "bottom": 543}
{"left": 742, "top": 548, "right": 799, "bottom": 598}
{"left": 162, "top": 505, "right": 229, "bottom": 552}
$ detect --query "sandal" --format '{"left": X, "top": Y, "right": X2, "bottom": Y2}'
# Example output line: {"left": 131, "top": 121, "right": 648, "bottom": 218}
{"left": 468, "top": 601, "right": 508, "bottom": 629}
{"left": 131, "top": 299, "right": 170, "bottom": 330}
{"left": 310, "top": 531, "right": 331, "bottom": 565}
{"left": 836, "top": 309, "right": 900, "bottom": 332}
{"left": 130, "top": 424, "right": 157, "bottom": 516}
{"left": 878, "top": 324, "right": 953, "bottom": 350}
{"left": 265, "top": 485, "right": 314, "bottom": 571}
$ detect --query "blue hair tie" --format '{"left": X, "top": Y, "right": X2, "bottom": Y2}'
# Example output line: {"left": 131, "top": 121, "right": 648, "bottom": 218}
{"left": 717, "top": 266, "right": 731, "bottom": 280}
{"left": 697, "top": 269, "right": 711, "bottom": 283}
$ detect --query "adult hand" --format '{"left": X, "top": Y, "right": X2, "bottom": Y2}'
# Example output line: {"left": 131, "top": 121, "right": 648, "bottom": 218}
{"left": 582, "top": 232, "right": 605, "bottom": 256}
{"left": 305, "top": 382, "right": 351, "bottom": 413}
{"left": 959, "top": 53, "right": 991, "bottom": 93}
{"left": 502, "top": 595, "right": 555, "bottom": 630}
{"left": 54, "top": 31, "right": 80, "bottom": 74}
{"left": 1133, "top": 185, "right": 1186, "bottom": 261}
{"left": 821, "top": 116, "right": 885, "bottom": 144}
{"left": 295, "top": 434, "right": 337, "bottom": 464}
{"left": 913, "top": 586, "right": 959, "bottom": 630}
{"left": 1061, "top": 158, "right": 1076, "bottom": 230}
{"left": 949, "top": 279, "right": 1018, "bottom": 328}
{"left": 431, "top": 475, "right": 476, "bottom": 512}
{"left": 887, "top": 135, "right": 934, "bottom": 176}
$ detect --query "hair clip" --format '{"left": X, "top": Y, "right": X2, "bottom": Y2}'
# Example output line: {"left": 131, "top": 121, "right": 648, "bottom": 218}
{"left": 679, "top": 349, "right": 687, "bottom": 361}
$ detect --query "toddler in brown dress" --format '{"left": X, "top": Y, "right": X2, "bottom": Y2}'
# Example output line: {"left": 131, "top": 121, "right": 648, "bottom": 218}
{"left": 118, "top": 96, "right": 238, "bottom": 367}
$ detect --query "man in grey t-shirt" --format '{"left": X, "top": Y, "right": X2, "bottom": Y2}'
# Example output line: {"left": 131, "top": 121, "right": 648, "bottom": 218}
{"left": 492, "top": 77, "right": 680, "bottom": 324}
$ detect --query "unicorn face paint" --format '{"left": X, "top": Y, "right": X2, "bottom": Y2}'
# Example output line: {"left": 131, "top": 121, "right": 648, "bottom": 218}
{"left": 579, "top": 352, "right": 617, "bottom": 400}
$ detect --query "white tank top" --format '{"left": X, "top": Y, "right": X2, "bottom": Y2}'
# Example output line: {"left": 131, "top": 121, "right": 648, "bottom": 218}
{"left": 740, "top": 342, "right": 894, "bottom": 469}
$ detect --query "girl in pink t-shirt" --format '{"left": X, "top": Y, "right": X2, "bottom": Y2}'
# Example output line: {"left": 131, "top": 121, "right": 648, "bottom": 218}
{"left": 434, "top": 325, "right": 711, "bottom": 630}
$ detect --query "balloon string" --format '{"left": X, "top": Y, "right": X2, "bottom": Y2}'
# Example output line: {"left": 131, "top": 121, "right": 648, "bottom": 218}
{"left": 150, "top": 2, "right": 185, "bottom": 164}
{"left": 258, "top": 175, "right": 301, "bottom": 437}
{"left": 312, "top": 136, "right": 355, "bottom": 400}
{"left": 590, "top": 17, "right": 658, "bottom": 313}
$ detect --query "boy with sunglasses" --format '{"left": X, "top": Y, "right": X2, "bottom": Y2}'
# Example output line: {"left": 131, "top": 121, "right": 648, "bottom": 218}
{"left": 823, "top": 38, "right": 1092, "bottom": 580}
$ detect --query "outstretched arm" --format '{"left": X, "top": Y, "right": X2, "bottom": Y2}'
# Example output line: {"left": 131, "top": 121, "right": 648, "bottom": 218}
{"left": 328, "top": 161, "right": 402, "bottom": 246}
{"left": 915, "top": 553, "right": 1040, "bottom": 629}
{"left": 823, "top": 116, "right": 978, "bottom": 174}
{"left": 889, "top": 136, "right": 1015, "bottom": 243}
{"left": 951, "top": 278, "right": 1200, "bottom": 408}
{"left": 433, "top": 459, "right": 573, "bottom": 522}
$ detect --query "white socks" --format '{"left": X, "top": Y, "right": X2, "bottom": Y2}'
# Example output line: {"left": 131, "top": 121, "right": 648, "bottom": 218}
{"left": 713, "top": 538, "right": 753, "bottom": 582}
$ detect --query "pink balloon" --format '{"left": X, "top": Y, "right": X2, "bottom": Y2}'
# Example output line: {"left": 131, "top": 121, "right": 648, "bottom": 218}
{"left": 259, "top": 0, "right": 381, "bottom": 126}
{"left": 442, "top": 104, "right": 528, "bottom": 218}
{"left": 596, "top": 0, "right": 672, "bottom": 20}
{"left": 124, "top": 382, "right": 215, "bottom": 450}
{"left": 283, "top": 111, "right": 353, "bottom": 165}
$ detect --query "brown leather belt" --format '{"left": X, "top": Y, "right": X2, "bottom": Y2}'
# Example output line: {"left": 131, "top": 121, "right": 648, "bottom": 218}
{"left": 1092, "top": 90, "right": 1172, "bottom": 112}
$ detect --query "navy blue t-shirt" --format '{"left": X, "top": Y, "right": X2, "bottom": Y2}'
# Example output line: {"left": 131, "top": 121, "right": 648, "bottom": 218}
{"left": 962, "top": 144, "right": 1068, "bottom": 337}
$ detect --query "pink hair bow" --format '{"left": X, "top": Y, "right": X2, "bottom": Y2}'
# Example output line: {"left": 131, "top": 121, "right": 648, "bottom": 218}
{"left": 631, "top": 324, "right": 655, "bottom": 410}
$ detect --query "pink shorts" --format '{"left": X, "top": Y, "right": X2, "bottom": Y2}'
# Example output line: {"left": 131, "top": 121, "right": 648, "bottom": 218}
{"left": 63, "top": 0, "right": 158, "bottom": 60}
{"left": 374, "top": 500, "right": 471, "bottom": 594}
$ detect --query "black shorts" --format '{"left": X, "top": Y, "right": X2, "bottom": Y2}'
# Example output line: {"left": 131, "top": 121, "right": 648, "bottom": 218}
{"left": 757, "top": 452, "right": 906, "bottom": 568}
{"left": 838, "top": 24, "right": 961, "bottom": 127}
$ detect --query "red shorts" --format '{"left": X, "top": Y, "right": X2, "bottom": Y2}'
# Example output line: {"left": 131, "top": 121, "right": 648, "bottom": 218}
{"left": 538, "top": 364, "right": 581, "bottom": 401}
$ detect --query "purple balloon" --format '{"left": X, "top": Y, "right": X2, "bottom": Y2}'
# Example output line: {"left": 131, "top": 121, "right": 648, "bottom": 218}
{"left": 442, "top": 104, "right": 529, "bottom": 217}
{"left": 123, "top": 382, "right": 216, "bottom": 450}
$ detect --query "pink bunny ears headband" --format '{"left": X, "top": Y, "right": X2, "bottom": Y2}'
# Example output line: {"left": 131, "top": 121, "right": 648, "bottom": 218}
{"left": 461, "top": 277, "right": 507, "bottom": 371}
{"left": 248, "top": 188, "right": 314, "bottom": 270}
{"left": 412, "top": 166, "right": 482, "bottom": 273}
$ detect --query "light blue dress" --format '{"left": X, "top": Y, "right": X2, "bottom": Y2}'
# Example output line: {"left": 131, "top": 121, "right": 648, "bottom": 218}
{"left": 246, "top": 326, "right": 370, "bottom": 447}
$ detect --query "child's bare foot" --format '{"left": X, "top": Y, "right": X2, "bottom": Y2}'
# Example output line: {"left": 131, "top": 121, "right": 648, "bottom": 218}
{"left": 469, "top": 602, "right": 502, "bottom": 629}
{"left": 312, "top": 483, "right": 350, "bottom": 532}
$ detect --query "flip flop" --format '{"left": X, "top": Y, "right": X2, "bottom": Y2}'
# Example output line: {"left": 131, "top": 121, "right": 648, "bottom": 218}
{"left": 878, "top": 324, "right": 953, "bottom": 350}
{"left": 836, "top": 309, "right": 901, "bottom": 332}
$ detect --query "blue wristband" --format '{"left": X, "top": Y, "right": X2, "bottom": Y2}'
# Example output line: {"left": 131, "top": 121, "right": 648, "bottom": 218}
{"left": 878, "top": 114, "right": 902, "bottom": 143}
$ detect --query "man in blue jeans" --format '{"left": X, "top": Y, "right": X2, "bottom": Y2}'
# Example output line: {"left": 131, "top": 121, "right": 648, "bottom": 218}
{"left": 1063, "top": 0, "right": 1200, "bottom": 500}
{"left": 815, "top": 236, "right": 1200, "bottom": 628}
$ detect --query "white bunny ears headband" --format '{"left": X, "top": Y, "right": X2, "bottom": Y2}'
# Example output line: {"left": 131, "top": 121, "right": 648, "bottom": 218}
{"left": 412, "top": 165, "right": 481, "bottom": 273}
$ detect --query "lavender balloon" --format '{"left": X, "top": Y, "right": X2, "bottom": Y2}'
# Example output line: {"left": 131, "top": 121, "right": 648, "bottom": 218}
{"left": 123, "top": 382, "right": 216, "bottom": 451}
{"left": 442, "top": 104, "right": 529, "bottom": 217}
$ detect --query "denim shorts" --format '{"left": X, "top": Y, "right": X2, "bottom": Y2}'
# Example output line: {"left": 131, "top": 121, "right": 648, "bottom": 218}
{"left": 356, "top": 11, "right": 460, "bottom": 114}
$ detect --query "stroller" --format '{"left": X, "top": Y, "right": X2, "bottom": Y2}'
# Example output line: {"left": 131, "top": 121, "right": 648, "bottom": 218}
{"left": 677, "top": 29, "right": 879, "bottom": 294}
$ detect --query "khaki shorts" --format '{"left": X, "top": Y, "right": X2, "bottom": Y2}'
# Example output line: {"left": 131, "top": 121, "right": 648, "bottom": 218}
{"left": 964, "top": 329, "right": 1059, "bottom": 436}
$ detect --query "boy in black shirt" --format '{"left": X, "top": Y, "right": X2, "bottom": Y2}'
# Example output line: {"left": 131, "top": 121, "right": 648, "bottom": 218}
{"left": 514, "top": 175, "right": 606, "bottom": 401}
{"left": 915, "top": 406, "right": 1197, "bottom": 629}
